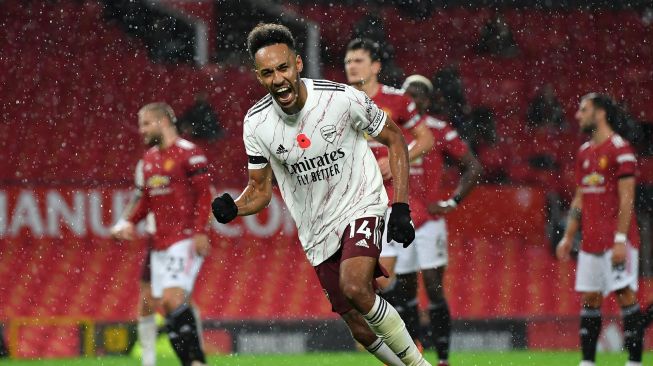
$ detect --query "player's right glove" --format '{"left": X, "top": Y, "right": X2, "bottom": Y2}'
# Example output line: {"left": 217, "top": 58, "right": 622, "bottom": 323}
{"left": 387, "top": 202, "right": 415, "bottom": 248}
{"left": 212, "top": 193, "right": 238, "bottom": 224}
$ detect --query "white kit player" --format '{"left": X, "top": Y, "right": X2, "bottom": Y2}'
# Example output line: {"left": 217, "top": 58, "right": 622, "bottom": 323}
{"left": 211, "top": 23, "right": 431, "bottom": 366}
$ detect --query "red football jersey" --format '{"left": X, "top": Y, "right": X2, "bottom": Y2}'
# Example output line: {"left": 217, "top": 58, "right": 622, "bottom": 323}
{"left": 418, "top": 116, "right": 469, "bottom": 218}
{"left": 128, "top": 138, "right": 213, "bottom": 250}
{"left": 575, "top": 134, "right": 639, "bottom": 253}
{"left": 367, "top": 84, "right": 428, "bottom": 226}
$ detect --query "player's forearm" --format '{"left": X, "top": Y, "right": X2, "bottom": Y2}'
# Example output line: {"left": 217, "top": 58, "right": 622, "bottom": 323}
{"left": 127, "top": 192, "right": 149, "bottom": 224}
{"left": 563, "top": 193, "right": 582, "bottom": 240}
{"left": 616, "top": 177, "right": 635, "bottom": 236}
{"left": 235, "top": 184, "right": 272, "bottom": 216}
{"left": 191, "top": 175, "right": 213, "bottom": 234}
{"left": 453, "top": 154, "right": 483, "bottom": 201}
{"left": 407, "top": 123, "right": 434, "bottom": 162}
{"left": 388, "top": 138, "right": 410, "bottom": 203}
{"left": 120, "top": 190, "right": 142, "bottom": 220}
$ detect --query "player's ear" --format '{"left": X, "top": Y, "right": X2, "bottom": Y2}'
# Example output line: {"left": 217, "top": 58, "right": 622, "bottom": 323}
{"left": 295, "top": 55, "right": 303, "bottom": 74}
{"left": 371, "top": 60, "right": 381, "bottom": 76}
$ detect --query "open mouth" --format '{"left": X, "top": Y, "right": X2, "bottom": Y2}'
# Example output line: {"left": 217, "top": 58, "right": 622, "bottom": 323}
{"left": 274, "top": 85, "right": 294, "bottom": 106}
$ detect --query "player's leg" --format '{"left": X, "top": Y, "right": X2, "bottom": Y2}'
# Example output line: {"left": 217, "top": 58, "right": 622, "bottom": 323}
{"left": 414, "top": 219, "right": 450, "bottom": 365}
{"left": 138, "top": 249, "right": 158, "bottom": 366}
{"left": 378, "top": 210, "right": 421, "bottom": 341}
{"left": 340, "top": 217, "right": 431, "bottom": 366}
{"left": 575, "top": 250, "right": 606, "bottom": 365}
{"left": 422, "top": 267, "right": 449, "bottom": 364}
{"left": 158, "top": 239, "right": 206, "bottom": 366}
{"left": 341, "top": 309, "right": 405, "bottom": 366}
{"left": 314, "top": 249, "right": 403, "bottom": 366}
{"left": 611, "top": 245, "right": 642, "bottom": 365}
{"left": 393, "top": 273, "right": 420, "bottom": 341}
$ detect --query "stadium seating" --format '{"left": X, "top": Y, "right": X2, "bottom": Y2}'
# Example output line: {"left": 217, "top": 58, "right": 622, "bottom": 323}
{"left": 1, "top": 0, "right": 653, "bottom": 355}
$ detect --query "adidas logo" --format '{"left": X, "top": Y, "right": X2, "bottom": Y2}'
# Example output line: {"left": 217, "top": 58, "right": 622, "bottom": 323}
{"left": 276, "top": 144, "right": 289, "bottom": 154}
{"left": 355, "top": 239, "right": 369, "bottom": 248}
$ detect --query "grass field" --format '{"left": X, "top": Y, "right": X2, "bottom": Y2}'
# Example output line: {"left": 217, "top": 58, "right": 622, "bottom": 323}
{"left": 4, "top": 351, "right": 651, "bottom": 366}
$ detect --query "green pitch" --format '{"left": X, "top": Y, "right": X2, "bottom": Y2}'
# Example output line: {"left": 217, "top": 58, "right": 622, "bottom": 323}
{"left": 3, "top": 351, "right": 651, "bottom": 366}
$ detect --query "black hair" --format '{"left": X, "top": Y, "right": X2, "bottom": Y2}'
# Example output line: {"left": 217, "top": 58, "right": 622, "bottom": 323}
{"left": 247, "top": 23, "right": 296, "bottom": 59}
{"left": 582, "top": 92, "right": 640, "bottom": 143}
{"left": 582, "top": 93, "right": 618, "bottom": 126}
{"left": 346, "top": 38, "right": 381, "bottom": 62}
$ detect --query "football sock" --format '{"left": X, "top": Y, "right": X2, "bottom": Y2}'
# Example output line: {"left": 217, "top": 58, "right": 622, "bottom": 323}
{"left": 641, "top": 302, "right": 653, "bottom": 328}
{"left": 404, "top": 297, "right": 421, "bottom": 341}
{"left": 138, "top": 315, "right": 157, "bottom": 366}
{"left": 580, "top": 307, "right": 601, "bottom": 362}
{"left": 365, "top": 337, "right": 404, "bottom": 366}
{"left": 622, "top": 303, "right": 643, "bottom": 362}
{"left": 363, "top": 295, "right": 432, "bottom": 366}
{"left": 166, "top": 304, "right": 206, "bottom": 366}
{"left": 429, "top": 298, "right": 451, "bottom": 361}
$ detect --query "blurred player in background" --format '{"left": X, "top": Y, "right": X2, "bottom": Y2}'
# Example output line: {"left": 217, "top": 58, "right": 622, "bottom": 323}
{"left": 113, "top": 102, "right": 212, "bottom": 366}
{"left": 556, "top": 93, "right": 642, "bottom": 366}
{"left": 212, "top": 23, "right": 431, "bottom": 366}
{"left": 111, "top": 159, "right": 159, "bottom": 366}
{"left": 343, "top": 40, "right": 434, "bottom": 336}
{"left": 391, "top": 75, "right": 483, "bottom": 366}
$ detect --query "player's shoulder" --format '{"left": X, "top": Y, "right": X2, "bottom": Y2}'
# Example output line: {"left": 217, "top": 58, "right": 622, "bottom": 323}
{"left": 175, "top": 138, "right": 197, "bottom": 151}
{"left": 424, "top": 115, "right": 449, "bottom": 130}
{"left": 608, "top": 134, "right": 632, "bottom": 149}
{"left": 578, "top": 141, "right": 592, "bottom": 153}
{"left": 245, "top": 94, "right": 274, "bottom": 119}
{"left": 380, "top": 84, "right": 406, "bottom": 97}
{"left": 311, "top": 78, "right": 347, "bottom": 92}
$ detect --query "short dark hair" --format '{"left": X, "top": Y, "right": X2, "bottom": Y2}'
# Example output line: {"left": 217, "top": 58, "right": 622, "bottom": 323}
{"left": 247, "top": 23, "right": 296, "bottom": 59}
{"left": 582, "top": 92, "right": 618, "bottom": 125}
{"left": 346, "top": 38, "right": 381, "bottom": 62}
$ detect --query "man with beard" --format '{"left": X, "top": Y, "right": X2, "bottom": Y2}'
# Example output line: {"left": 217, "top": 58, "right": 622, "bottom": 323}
{"left": 556, "top": 93, "right": 642, "bottom": 366}
{"left": 211, "top": 23, "right": 431, "bottom": 366}
{"left": 113, "top": 102, "right": 212, "bottom": 366}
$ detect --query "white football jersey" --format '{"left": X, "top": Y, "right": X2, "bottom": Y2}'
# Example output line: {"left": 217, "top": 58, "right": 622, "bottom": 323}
{"left": 243, "top": 78, "right": 389, "bottom": 266}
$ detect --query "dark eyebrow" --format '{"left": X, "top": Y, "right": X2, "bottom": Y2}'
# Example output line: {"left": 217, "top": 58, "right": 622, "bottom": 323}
{"left": 259, "top": 62, "right": 288, "bottom": 74}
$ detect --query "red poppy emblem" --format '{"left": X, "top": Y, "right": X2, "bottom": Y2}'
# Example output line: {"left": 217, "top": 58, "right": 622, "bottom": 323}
{"left": 297, "top": 133, "right": 311, "bottom": 149}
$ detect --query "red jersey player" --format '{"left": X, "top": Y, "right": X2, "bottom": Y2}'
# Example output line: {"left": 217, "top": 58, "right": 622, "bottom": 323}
{"left": 113, "top": 102, "right": 212, "bottom": 366}
{"left": 344, "top": 38, "right": 434, "bottom": 277}
{"left": 398, "top": 75, "right": 482, "bottom": 366}
{"left": 556, "top": 93, "right": 641, "bottom": 366}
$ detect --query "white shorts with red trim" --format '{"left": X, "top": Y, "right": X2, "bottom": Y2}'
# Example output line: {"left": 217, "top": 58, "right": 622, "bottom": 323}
{"left": 380, "top": 218, "right": 448, "bottom": 274}
{"left": 575, "top": 244, "right": 638, "bottom": 296}
{"left": 150, "top": 238, "right": 204, "bottom": 298}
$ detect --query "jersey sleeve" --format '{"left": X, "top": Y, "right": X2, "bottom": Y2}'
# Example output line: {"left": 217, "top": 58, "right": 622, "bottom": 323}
{"left": 441, "top": 125, "right": 469, "bottom": 160}
{"left": 614, "top": 144, "right": 637, "bottom": 178}
{"left": 399, "top": 97, "right": 424, "bottom": 129}
{"left": 347, "top": 86, "right": 387, "bottom": 137}
{"left": 243, "top": 120, "right": 269, "bottom": 169}
{"left": 575, "top": 147, "right": 584, "bottom": 187}
{"left": 134, "top": 159, "right": 145, "bottom": 190}
{"left": 184, "top": 146, "right": 213, "bottom": 235}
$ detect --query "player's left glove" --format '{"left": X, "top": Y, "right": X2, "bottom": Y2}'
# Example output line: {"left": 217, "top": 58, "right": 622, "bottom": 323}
{"left": 212, "top": 193, "right": 238, "bottom": 224}
{"left": 387, "top": 202, "right": 415, "bottom": 248}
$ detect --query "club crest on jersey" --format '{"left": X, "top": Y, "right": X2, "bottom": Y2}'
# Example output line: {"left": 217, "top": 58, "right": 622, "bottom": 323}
{"left": 599, "top": 155, "right": 609, "bottom": 170}
{"left": 320, "top": 125, "right": 336, "bottom": 143}
{"left": 297, "top": 133, "right": 311, "bottom": 149}
{"left": 164, "top": 159, "right": 175, "bottom": 171}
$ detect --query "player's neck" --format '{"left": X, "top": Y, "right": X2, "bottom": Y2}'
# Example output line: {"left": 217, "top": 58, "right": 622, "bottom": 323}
{"left": 591, "top": 125, "right": 613, "bottom": 145}
{"left": 361, "top": 79, "right": 380, "bottom": 98}
{"left": 159, "top": 130, "right": 179, "bottom": 149}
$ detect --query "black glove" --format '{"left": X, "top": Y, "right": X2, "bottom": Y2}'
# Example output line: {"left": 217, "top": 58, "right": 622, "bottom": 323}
{"left": 212, "top": 193, "right": 238, "bottom": 224}
{"left": 387, "top": 202, "right": 415, "bottom": 247}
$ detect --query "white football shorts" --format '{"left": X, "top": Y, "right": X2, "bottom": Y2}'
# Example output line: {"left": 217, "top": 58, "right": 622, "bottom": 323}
{"left": 151, "top": 238, "right": 204, "bottom": 298}
{"left": 380, "top": 214, "right": 448, "bottom": 275}
{"left": 575, "top": 244, "right": 638, "bottom": 296}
